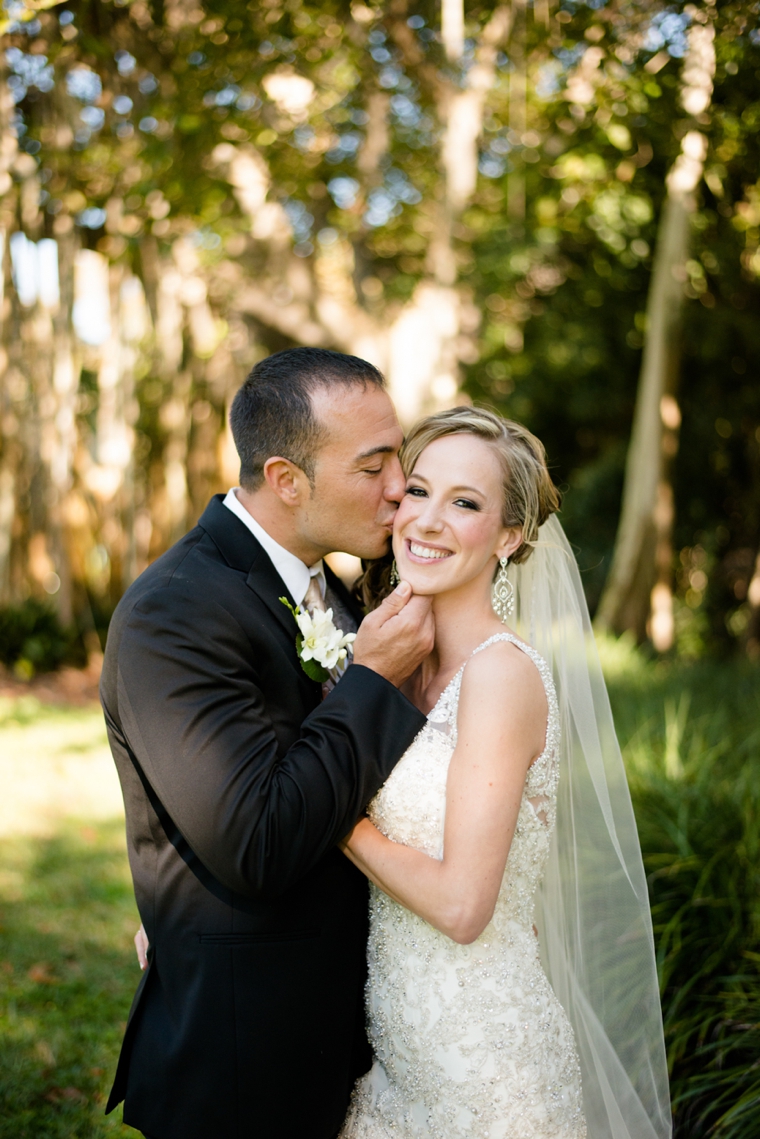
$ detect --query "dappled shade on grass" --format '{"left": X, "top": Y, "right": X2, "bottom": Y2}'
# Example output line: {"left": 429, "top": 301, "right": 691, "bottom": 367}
{"left": 0, "top": 818, "right": 138, "bottom": 1137}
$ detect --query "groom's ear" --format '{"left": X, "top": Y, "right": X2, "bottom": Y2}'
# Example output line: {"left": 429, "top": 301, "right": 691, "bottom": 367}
{"left": 262, "top": 456, "right": 309, "bottom": 506}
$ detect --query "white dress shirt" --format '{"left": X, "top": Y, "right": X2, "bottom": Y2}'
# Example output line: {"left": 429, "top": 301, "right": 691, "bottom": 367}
{"left": 223, "top": 488, "right": 325, "bottom": 608}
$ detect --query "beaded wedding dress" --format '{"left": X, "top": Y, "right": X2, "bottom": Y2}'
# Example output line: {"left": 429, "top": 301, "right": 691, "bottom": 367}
{"left": 340, "top": 633, "right": 587, "bottom": 1139}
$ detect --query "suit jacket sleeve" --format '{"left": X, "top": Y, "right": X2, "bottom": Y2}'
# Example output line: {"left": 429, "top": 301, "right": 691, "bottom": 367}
{"left": 112, "top": 583, "right": 426, "bottom": 900}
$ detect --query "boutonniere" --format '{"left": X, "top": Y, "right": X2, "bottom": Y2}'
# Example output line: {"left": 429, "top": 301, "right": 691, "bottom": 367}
{"left": 280, "top": 598, "right": 356, "bottom": 684}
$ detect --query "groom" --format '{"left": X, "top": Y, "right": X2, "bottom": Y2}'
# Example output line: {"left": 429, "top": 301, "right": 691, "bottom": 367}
{"left": 101, "top": 347, "right": 432, "bottom": 1139}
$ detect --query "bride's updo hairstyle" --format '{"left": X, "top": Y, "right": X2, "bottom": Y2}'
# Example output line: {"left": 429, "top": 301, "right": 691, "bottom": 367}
{"left": 358, "top": 405, "right": 560, "bottom": 608}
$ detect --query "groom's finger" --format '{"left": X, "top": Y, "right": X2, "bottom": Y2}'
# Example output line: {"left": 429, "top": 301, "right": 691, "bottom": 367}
{"left": 402, "top": 594, "right": 435, "bottom": 646}
{"left": 375, "top": 580, "right": 412, "bottom": 619}
{"left": 353, "top": 582, "right": 434, "bottom": 685}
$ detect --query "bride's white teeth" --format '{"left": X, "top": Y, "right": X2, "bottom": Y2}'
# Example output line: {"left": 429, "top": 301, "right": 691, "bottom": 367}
{"left": 409, "top": 542, "right": 451, "bottom": 560}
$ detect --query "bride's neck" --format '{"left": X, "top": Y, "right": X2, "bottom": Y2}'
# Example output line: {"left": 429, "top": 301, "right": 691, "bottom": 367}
{"left": 421, "top": 580, "right": 501, "bottom": 685}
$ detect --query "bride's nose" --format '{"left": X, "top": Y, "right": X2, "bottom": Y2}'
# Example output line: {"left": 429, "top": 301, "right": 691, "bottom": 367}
{"left": 416, "top": 499, "right": 444, "bottom": 532}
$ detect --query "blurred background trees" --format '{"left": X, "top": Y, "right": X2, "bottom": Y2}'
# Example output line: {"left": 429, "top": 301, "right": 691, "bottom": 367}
{"left": 0, "top": 0, "right": 758, "bottom": 670}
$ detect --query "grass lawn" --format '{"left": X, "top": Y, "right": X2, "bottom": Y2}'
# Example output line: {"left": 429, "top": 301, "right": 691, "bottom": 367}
{"left": 0, "top": 648, "right": 758, "bottom": 1137}
{"left": 0, "top": 699, "right": 138, "bottom": 1138}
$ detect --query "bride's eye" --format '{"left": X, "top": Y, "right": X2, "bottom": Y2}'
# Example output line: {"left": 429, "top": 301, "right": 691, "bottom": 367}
{"left": 454, "top": 498, "right": 479, "bottom": 511}
{"left": 405, "top": 485, "right": 427, "bottom": 497}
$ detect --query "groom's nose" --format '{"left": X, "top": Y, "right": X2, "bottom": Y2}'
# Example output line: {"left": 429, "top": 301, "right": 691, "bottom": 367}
{"left": 383, "top": 455, "right": 406, "bottom": 504}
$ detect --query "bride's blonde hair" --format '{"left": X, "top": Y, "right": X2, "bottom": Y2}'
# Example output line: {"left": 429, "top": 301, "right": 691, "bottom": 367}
{"left": 357, "top": 405, "right": 560, "bottom": 608}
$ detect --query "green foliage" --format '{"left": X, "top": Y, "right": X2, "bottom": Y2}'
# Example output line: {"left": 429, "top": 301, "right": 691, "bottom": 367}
{"left": 0, "top": 601, "right": 74, "bottom": 677}
{"left": 2, "top": 0, "right": 759, "bottom": 650}
{"left": 608, "top": 644, "right": 760, "bottom": 1137}
{"left": 462, "top": 3, "right": 760, "bottom": 629}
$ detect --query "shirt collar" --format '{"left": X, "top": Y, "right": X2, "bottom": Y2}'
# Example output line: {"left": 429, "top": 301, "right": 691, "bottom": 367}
{"left": 223, "top": 488, "right": 325, "bottom": 607}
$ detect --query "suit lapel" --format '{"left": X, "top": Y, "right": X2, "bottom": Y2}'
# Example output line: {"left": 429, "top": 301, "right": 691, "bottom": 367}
{"left": 197, "top": 496, "right": 366, "bottom": 674}
{"left": 245, "top": 544, "right": 302, "bottom": 643}
{"left": 197, "top": 495, "right": 304, "bottom": 648}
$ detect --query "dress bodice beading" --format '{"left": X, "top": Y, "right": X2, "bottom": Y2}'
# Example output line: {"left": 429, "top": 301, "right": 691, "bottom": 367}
{"left": 367, "top": 632, "right": 562, "bottom": 933}
{"left": 340, "top": 632, "right": 586, "bottom": 1139}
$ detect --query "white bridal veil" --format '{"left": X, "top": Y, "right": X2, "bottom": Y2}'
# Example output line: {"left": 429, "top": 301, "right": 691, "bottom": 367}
{"left": 510, "top": 515, "right": 672, "bottom": 1139}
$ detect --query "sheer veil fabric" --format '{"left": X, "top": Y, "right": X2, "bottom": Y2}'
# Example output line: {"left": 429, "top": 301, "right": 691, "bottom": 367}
{"left": 510, "top": 516, "right": 671, "bottom": 1139}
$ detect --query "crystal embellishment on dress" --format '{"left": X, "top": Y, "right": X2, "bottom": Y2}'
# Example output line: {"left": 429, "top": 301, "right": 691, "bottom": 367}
{"left": 340, "top": 633, "right": 587, "bottom": 1139}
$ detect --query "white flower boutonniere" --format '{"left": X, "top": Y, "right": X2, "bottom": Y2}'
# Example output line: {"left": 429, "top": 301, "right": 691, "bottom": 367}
{"left": 280, "top": 597, "right": 356, "bottom": 684}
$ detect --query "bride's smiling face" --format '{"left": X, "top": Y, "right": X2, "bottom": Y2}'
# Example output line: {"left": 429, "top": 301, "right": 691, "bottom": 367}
{"left": 392, "top": 433, "right": 520, "bottom": 597}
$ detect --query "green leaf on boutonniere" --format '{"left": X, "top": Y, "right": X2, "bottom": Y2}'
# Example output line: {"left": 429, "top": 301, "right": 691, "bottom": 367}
{"left": 280, "top": 596, "right": 329, "bottom": 684}
{"left": 295, "top": 632, "right": 329, "bottom": 683}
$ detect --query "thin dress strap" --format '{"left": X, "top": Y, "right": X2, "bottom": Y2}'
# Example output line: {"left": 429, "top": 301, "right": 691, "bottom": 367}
{"left": 427, "top": 633, "right": 559, "bottom": 766}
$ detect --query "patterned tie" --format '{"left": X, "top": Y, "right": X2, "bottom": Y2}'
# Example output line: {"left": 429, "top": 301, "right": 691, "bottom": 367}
{"left": 303, "top": 567, "right": 356, "bottom": 698}
{"left": 303, "top": 570, "right": 326, "bottom": 615}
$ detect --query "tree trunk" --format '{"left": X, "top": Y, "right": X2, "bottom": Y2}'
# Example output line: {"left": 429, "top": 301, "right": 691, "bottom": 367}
{"left": 595, "top": 19, "right": 716, "bottom": 644}
{"left": 0, "top": 220, "right": 18, "bottom": 605}
{"left": 41, "top": 227, "right": 79, "bottom": 625}
{"left": 508, "top": 0, "right": 527, "bottom": 223}
{"left": 745, "top": 549, "right": 760, "bottom": 661}
{"left": 595, "top": 192, "right": 690, "bottom": 640}
{"left": 0, "top": 60, "right": 20, "bottom": 604}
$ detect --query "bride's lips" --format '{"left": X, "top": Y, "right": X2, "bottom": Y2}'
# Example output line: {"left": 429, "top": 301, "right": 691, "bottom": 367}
{"left": 404, "top": 538, "right": 454, "bottom": 565}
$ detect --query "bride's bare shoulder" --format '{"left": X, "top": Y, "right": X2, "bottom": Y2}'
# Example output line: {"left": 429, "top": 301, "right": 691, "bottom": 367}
{"left": 458, "top": 636, "right": 548, "bottom": 739}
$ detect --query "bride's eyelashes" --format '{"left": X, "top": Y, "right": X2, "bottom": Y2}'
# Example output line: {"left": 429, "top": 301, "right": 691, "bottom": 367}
{"left": 404, "top": 484, "right": 480, "bottom": 512}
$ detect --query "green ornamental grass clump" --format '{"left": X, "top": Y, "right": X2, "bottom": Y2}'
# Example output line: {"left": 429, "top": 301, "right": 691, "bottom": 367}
{"left": 606, "top": 643, "right": 760, "bottom": 1139}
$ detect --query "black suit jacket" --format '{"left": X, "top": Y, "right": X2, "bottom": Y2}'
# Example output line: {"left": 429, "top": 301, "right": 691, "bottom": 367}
{"left": 101, "top": 495, "right": 426, "bottom": 1139}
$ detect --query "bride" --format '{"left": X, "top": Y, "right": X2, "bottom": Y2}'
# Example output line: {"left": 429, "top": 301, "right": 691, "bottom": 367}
{"left": 338, "top": 407, "right": 672, "bottom": 1139}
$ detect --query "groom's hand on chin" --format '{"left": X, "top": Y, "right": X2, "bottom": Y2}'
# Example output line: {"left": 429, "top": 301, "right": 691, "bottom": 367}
{"left": 352, "top": 581, "right": 434, "bottom": 688}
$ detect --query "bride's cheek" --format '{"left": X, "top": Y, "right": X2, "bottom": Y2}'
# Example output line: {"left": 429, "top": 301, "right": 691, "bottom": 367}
{"left": 457, "top": 516, "right": 491, "bottom": 554}
{"left": 393, "top": 498, "right": 415, "bottom": 528}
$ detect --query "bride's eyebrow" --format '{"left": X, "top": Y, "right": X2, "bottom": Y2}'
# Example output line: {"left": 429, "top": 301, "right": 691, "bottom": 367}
{"left": 451, "top": 484, "right": 486, "bottom": 498}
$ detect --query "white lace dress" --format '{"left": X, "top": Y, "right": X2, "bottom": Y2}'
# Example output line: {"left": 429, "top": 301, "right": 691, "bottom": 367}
{"left": 340, "top": 633, "right": 587, "bottom": 1139}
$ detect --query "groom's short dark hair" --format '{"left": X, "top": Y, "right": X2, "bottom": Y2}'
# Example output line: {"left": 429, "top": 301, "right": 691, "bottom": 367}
{"left": 230, "top": 347, "right": 386, "bottom": 490}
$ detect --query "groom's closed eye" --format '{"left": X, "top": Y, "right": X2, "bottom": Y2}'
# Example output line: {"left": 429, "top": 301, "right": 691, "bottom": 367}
{"left": 355, "top": 444, "right": 398, "bottom": 470}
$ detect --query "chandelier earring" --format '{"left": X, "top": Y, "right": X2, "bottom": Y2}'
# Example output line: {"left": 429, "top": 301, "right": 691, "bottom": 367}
{"left": 389, "top": 560, "right": 400, "bottom": 587}
{"left": 491, "top": 556, "right": 514, "bottom": 622}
